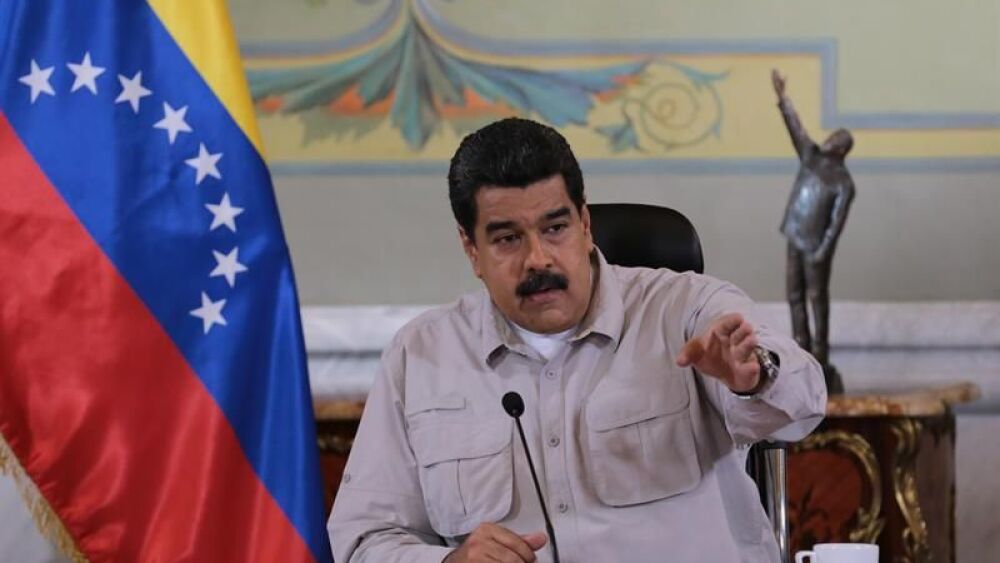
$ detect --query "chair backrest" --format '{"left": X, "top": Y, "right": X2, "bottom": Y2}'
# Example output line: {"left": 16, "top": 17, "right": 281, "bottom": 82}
{"left": 587, "top": 203, "right": 704, "bottom": 274}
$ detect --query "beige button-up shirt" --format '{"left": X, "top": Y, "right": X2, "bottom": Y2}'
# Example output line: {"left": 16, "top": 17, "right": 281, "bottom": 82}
{"left": 329, "top": 252, "right": 826, "bottom": 562}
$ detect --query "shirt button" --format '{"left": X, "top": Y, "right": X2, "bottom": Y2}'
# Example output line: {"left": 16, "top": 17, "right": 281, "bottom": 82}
{"left": 545, "top": 370, "right": 556, "bottom": 380}
{"left": 548, "top": 436, "right": 560, "bottom": 447}
{"left": 342, "top": 472, "right": 351, "bottom": 484}
{"left": 557, "top": 502, "right": 569, "bottom": 513}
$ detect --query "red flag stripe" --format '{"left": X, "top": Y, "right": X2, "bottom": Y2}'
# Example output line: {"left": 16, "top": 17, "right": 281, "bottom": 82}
{"left": 0, "top": 112, "right": 314, "bottom": 562}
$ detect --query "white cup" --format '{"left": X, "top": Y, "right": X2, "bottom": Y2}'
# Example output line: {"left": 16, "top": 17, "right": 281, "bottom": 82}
{"left": 795, "top": 543, "right": 879, "bottom": 563}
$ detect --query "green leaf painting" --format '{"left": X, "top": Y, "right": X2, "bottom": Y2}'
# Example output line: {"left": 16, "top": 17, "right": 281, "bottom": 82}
{"left": 247, "top": 0, "right": 726, "bottom": 153}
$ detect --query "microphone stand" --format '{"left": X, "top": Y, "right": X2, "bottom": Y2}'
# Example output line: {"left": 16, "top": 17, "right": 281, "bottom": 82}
{"left": 502, "top": 392, "right": 560, "bottom": 563}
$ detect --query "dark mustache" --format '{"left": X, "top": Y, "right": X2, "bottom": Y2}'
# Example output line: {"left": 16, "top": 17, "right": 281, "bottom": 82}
{"left": 516, "top": 270, "right": 569, "bottom": 297}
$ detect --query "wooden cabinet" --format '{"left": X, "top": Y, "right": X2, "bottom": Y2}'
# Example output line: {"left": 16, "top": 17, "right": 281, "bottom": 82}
{"left": 315, "top": 400, "right": 363, "bottom": 513}
{"left": 788, "top": 384, "right": 978, "bottom": 563}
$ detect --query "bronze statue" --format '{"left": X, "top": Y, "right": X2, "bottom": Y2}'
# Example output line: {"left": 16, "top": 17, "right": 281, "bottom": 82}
{"left": 772, "top": 69, "right": 855, "bottom": 394}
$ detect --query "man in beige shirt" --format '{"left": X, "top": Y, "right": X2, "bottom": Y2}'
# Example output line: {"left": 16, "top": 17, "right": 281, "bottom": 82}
{"left": 328, "top": 118, "right": 826, "bottom": 562}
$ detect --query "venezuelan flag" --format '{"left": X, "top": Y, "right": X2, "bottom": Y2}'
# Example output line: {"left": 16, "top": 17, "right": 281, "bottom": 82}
{"left": 0, "top": 1, "right": 333, "bottom": 561}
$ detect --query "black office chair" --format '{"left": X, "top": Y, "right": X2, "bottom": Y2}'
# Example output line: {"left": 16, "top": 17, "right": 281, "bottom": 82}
{"left": 588, "top": 202, "right": 791, "bottom": 563}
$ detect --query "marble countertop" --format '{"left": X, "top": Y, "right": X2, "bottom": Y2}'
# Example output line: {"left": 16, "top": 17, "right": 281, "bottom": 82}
{"left": 827, "top": 382, "right": 981, "bottom": 417}
{"left": 313, "top": 398, "right": 365, "bottom": 421}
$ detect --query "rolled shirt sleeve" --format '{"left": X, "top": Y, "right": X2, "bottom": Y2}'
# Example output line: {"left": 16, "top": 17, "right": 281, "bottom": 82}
{"left": 684, "top": 281, "right": 827, "bottom": 445}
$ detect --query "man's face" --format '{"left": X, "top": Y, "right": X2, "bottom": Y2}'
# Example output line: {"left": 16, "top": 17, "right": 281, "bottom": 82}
{"left": 461, "top": 174, "right": 594, "bottom": 334}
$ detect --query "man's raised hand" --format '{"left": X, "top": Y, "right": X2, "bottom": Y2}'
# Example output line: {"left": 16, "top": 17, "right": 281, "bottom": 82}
{"left": 676, "top": 313, "right": 762, "bottom": 393}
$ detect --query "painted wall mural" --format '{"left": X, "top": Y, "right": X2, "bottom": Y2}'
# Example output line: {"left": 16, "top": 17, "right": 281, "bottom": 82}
{"left": 247, "top": 0, "right": 725, "bottom": 156}
{"left": 236, "top": 0, "right": 1000, "bottom": 173}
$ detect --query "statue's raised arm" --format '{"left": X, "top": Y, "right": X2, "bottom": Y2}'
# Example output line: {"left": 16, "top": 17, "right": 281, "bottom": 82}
{"left": 772, "top": 69, "right": 815, "bottom": 160}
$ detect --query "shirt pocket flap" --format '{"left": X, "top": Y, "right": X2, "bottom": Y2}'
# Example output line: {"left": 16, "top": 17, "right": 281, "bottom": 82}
{"left": 409, "top": 418, "right": 512, "bottom": 467}
{"left": 586, "top": 379, "right": 689, "bottom": 431}
{"left": 583, "top": 377, "right": 701, "bottom": 507}
{"left": 403, "top": 393, "right": 467, "bottom": 417}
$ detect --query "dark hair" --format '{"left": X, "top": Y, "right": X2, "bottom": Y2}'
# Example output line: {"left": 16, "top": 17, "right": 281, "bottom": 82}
{"left": 448, "top": 117, "right": 585, "bottom": 241}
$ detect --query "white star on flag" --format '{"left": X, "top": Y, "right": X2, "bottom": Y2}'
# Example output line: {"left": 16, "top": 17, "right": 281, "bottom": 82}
{"left": 205, "top": 193, "right": 244, "bottom": 233}
{"left": 67, "top": 52, "right": 105, "bottom": 95}
{"left": 115, "top": 71, "right": 152, "bottom": 113}
{"left": 190, "top": 291, "right": 227, "bottom": 334}
{"left": 210, "top": 247, "right": 248, "bottom": 287}
{"left": 18, "top": 59, "right": 55, "bottom": 103}
{"left": 154, "top": 102, "right": 192, "bottom": 144}
{"left": 185, "top": 143, "right": 222, "bottom": 184}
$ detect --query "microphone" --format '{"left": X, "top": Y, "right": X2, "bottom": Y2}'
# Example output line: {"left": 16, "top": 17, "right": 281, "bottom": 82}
{"left": 501, "top": 391, "right": 560, "bottom": 563}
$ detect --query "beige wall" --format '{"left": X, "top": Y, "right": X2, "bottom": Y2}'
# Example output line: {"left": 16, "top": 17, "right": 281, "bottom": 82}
{"left": 237, "top": 0, "right": 1000, "bottom": 306}
{"left": 275, "top": 169, "right": 1000, "bottom": 305}
{"left": 234, "top": 0, "right": 1000, "bottom": 115}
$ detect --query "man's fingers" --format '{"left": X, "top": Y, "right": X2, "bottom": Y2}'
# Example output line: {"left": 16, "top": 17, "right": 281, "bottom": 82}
{"left": 448, "top": 523, "right": 545, "bottom": 563}
{"left": 480, "top": 545, "right": 525, "bottom": 563}
{"left": 710, "top": 315, "right": 741, "bottom": 356}
{"left": 731, "top": 324, "right": 758, "bottom": 361}
{"left": 733, "top": 336, "right": 758, "bottom": 363}
{"left": 521, "top": 532, "right": 548, "bottom": 551}
{"left": 721, "top": 313, "right": 745, "bottom": 334}
{"left": 489, "top": 526, "right": 540, "bottom": 562}
{"left": 730, "top": 322, "right": 753, "bottom": 343}
{"left": 713, "top": 314, "right": 744, "bottom": 339}
{"left": 677, "top": 338, "right": 705, "bottom": 367}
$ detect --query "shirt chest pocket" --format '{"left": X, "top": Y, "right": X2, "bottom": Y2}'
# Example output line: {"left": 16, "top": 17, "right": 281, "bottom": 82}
{"left": 584, "top": 379, "right": 701, "bottom": 507}
{"left": 407, "top": 399, "right": 514, "bottom": 537}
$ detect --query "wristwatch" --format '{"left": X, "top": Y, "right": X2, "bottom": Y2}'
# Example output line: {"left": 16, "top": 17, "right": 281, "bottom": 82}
{"left": 733, "top": 346, "right": 780, "bottom": 400}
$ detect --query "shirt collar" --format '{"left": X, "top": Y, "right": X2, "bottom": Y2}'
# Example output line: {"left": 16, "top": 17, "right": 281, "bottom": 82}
{"left": 479, "top": 248, "right": 625, "bottom": 364}
{"left": 481, "top": 295, "right": 514, "bottom": 364}
{"left": 575, "top": 249, "right": 625, "bottom": 347}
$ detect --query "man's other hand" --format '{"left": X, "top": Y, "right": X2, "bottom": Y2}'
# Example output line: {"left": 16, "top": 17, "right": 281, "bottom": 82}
{"left": 676, "top": 313, "right": 762, "bottom": 393}
{"left": 444, "top": 523, "right": 547, "bottom": 562}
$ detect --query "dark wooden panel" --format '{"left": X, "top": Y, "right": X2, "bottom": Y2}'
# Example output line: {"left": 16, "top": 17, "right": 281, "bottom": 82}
{"left": 316, "top": 419, "right": 359, "bottom": 515}
{"left": 789, "top": 414, "right": 956, "bottom": 563}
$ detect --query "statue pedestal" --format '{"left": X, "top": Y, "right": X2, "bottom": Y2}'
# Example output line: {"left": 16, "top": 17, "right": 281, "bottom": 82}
{"left": 788, "top": 382, "right": 980, "bottom": 563}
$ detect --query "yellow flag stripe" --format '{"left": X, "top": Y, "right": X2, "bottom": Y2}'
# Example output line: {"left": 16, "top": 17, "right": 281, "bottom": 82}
{"left": 146, "top": 0, "right": 264, "bottom": 156}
